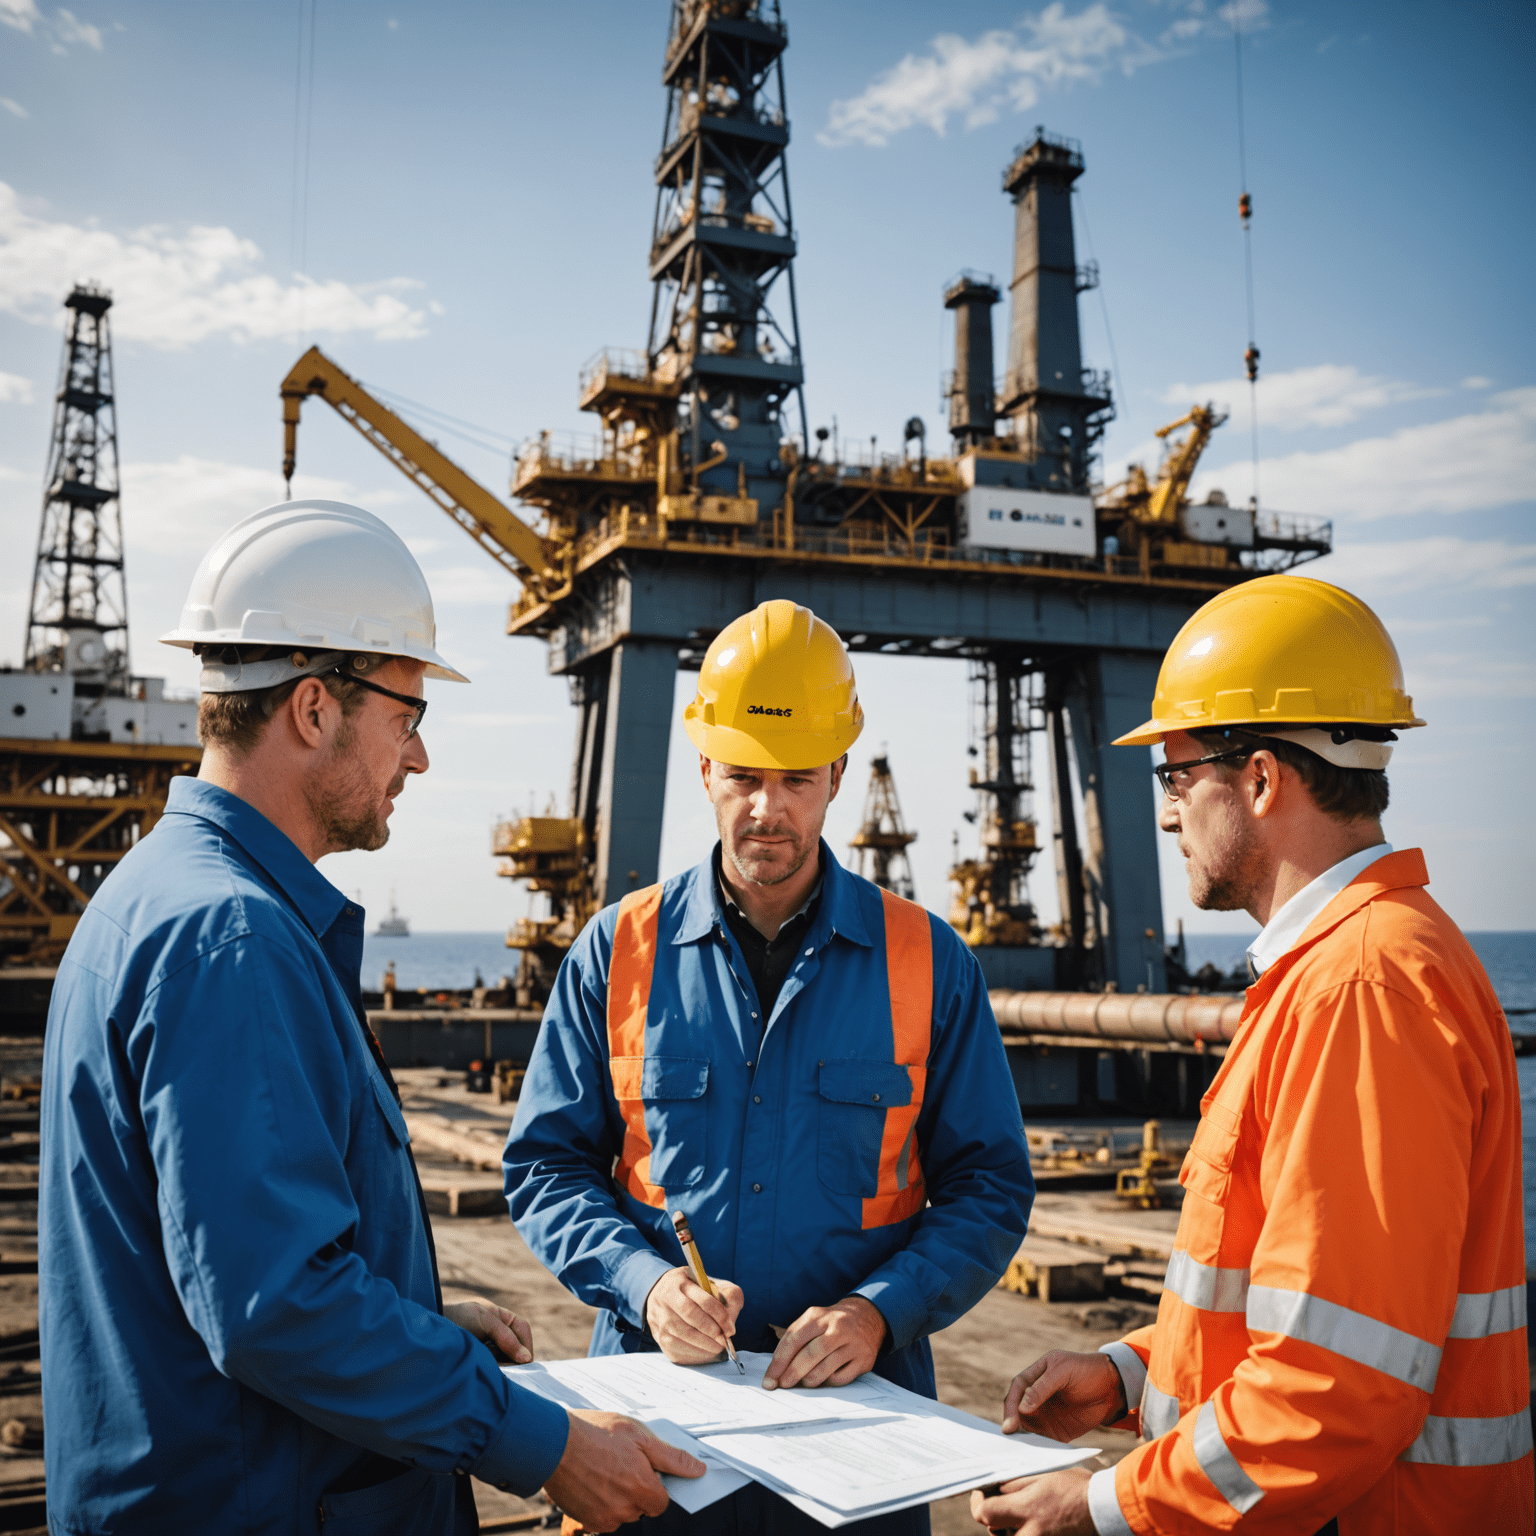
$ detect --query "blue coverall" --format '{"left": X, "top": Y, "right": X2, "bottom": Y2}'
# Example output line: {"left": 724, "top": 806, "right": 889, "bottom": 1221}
{"left": 40, "top": 778, "right": 568, "bottom": 1535}
{"left": 505, "top": 843, "right": 1034, "bottom": 1533}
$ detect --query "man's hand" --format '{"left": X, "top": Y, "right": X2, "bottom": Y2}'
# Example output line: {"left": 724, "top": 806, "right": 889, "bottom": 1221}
{"left": 1001, "top": 1350, "right": 1125, "bottom": 1441}
{"left": 644, "top": 1266, "right": 744, "bottom": 1365}
{"left": 544, "top": 1410, "right": 704, "bottom": 1532}
{"left": 443, "top": 1298, "right": 533, "bottom": 1364}
{"left": 970, "top": 1469, "right": 1095, "bottom": 1535}
{"left": 763, "top": 1296, "right": 886, "bottom": 1390}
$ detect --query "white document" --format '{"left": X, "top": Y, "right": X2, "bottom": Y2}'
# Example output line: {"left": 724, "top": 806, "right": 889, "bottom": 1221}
{"left": 704, "top": 1411, "right": 1091, "bottom": 1515}
{"left": 504, "top": 1349, "right": 1095, "bottom": 1527}
{"left": 642, "top": 1419, "right": 752, "bottom": 1513}
{"left": 505, "top": 1350, "right": 891, "bottom": 1435}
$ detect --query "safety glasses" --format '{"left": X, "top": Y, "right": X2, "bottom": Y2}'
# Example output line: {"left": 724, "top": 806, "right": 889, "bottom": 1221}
{"left": 1154, "top": 745, "right": 1254, "bottom": 798}
{"left": 333, "top": 670, "right": 428, "bottom": 739}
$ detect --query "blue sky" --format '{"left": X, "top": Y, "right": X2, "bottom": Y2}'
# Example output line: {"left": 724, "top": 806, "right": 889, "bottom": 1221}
{"left": 2, "top": 0, "right": 1531, "bottom": 945}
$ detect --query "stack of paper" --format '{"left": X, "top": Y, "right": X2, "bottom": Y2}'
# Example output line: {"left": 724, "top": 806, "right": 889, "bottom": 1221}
{"left": 505, "top": 1350, "right": 1095, "bottom": 1528}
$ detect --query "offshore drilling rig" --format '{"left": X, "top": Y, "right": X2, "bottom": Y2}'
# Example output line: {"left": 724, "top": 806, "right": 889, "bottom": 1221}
{"left": 281, "top": 0, "right": 1331, "bottom": 1002}
{"left": 0, "top": 287, "right": 200, "bottom": 963}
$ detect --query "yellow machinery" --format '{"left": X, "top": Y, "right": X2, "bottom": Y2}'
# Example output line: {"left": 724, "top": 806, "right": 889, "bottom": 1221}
{"left": 490, "top": 815, "right": 591, "bottom": 1007}
{"left": 1115, "top": 1119, "right": 1179, "bottom": 1209}
{"left": 1099, "top": 404, "right": 1241, "bottom": 574}
{"left": 281, "top": 347, "right": 560, "bottom": 594}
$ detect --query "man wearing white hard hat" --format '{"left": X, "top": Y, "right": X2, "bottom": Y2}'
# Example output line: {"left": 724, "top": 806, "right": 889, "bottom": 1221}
{"left": 39, "top": 502, "right": 701, "bottom": 1535}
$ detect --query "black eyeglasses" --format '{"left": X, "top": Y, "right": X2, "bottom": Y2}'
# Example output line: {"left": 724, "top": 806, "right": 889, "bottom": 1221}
{"left": 1154, "top": 746, "right": 1254, "bottom": 798}
{"left": 333, "top": 669, "right": 428, "bottom": 739}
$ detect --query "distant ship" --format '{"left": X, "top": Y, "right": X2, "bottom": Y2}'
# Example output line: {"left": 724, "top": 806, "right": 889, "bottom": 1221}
{"left": 374, "top": 892, "right": 410, "bottom": 938}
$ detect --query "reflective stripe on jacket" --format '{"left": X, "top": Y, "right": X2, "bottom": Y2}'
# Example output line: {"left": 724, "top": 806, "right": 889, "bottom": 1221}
{"left": 505, "top": 840, "right": 1034, "bottom": 1398}
{"left": 608, "top": 880, "right": 932, "bottom": 1228}
{"left": 1094, "top": 850, "right": 1532, "bottom": 1536}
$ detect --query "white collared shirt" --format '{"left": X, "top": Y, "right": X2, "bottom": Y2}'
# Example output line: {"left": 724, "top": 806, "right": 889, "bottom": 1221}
{"left": 1245, "top": 842, "right": 1393, "bottom": 979}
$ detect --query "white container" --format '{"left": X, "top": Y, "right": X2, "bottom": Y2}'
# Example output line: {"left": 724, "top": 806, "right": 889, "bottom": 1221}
{"left": 0, "top": 673, "right": 74, "bottom": 740}
{"left": 1181, "top": 502, "right": 1255, "bottom": 548}
{"left": 958, "top": 488, "right": 1096, "bottom": 558}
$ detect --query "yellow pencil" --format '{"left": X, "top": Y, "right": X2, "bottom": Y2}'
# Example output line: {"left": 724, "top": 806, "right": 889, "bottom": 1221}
{"left": 670, "top": 1209, "right": 743, "bottom": 1373}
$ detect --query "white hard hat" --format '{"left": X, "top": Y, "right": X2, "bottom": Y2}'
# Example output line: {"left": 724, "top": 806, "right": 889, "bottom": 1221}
{"left": 161, "top": 499, "right": 469, "bottom": 692}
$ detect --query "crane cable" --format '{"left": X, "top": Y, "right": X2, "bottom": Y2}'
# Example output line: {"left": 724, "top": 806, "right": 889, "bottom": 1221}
{"left": 1234, "top": 14, "right": 1260, "bottom": 513}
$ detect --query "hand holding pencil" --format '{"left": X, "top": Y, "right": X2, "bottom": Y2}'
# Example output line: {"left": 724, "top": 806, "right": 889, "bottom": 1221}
{"left": 641, "top": 1212, "right": 745, "bottom": 1369}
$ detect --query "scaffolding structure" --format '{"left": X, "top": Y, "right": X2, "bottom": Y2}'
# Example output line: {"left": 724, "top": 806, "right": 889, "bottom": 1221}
{"left": 846, "top": 755, "right": 917, "bottom": 900}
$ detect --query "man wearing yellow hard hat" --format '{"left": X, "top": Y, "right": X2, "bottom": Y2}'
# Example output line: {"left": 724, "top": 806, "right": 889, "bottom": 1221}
{"left": 975, "top": 577, "right": 1530, "bottom": 1536}
{"left": 507, "top": 599, "right": 1034, "bottom": 1534}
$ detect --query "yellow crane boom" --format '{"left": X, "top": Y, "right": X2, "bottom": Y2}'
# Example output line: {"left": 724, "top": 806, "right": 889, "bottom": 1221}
{"left": 1142, "top": 403, "right": 1228, "bottom": 526}
{"left": 280, "top": 346, "right": 555, "bottom": 585}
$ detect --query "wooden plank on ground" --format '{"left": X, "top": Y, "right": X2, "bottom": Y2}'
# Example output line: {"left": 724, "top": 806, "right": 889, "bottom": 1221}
{"left": 1026, "top": 1214, "right": 1178, "bottom": 1261}
{"left": 404, "top": 1113, "right": 506, "bottom": 1171}
{"left": 999, "top": 1236, "right": 1107, "bottom": 1303}
{"left": 416, "top": 1173, "right": 506, "bottom": 1218}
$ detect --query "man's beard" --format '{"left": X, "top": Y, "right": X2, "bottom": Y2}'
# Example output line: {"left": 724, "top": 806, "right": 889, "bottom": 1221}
{"left": 721, "top": 817, "right": 815, "bottom": 888}
{"left": 307, "top": 722, "right": 400, "bottom": 854}
{"left": 1184, "top": 804, "right": 1262, "bottom": 912}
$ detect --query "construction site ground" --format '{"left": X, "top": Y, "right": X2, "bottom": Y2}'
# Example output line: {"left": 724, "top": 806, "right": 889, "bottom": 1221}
{"left": 22, "top": 1056, "right": 1527, "bottom": 1533}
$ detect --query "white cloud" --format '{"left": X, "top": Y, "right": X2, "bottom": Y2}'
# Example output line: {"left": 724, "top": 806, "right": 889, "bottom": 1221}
{"left": 1461, "top": 375, "right": 1492, "bottom": 390}
{"left": 1162, "top": 363, "right": 1441, "bottom": 431}
{"left": 1, "top": 1, "right": 101, "bottom": 49}
{"left": 1297, "top": 536, "right": 1536, "bottom": 598}
{"left": 0, "top": 0, "right": 40, "bottom": 33}
{"left": 53, "top": 6, "right": 99, "bottom": 49}
{"left": 1191, "top": 387, "right": 1536, "bottom": 519}
{"left": 0, "top": 370, "right": 32, "bottom": 403}
{"left": 0, "top": 183, "right": 429, "bottom": 347}
{"left": 0, "top": 98, "right": 27, "bottom": 119}
{"left": 422, "top": 564, "right": 516, "bottom": 605}
{"left": 1398, "top": 652, "right": 1536, "bottom": 703}
{"left": 820, "top": 3, "right": 1163, "bottom": 147}
{"left": 117, "top": 456, "right": 356, "bottom": 557}
{"left": 1157, "top": 0, "right": 1269, "bottom": 46}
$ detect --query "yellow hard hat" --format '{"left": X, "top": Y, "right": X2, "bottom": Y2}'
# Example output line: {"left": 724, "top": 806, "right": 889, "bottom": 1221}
{"left": 1114, "top": 575, "right": 1425, "bottom": 747}
{"left": 683, "top": 601, "right": 864, "bottom": 770}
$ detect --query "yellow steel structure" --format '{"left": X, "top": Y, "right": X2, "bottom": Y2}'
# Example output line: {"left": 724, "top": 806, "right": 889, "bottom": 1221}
{"left": 280, "top": 347, "right": 560, "bottom": 592}
{"left": 0, "top": 737, "right": 200, "bottom": 962}
{"left": 490, "top": 815, "right": 590, "bottom": 1007}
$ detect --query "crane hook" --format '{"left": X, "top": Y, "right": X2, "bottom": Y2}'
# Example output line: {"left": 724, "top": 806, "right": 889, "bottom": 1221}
{"left": 1244, "top": 344, "right": 1260, "bottom": 383}
{"left": 1239, "top": 191, "right": 1252, "bottom": 228}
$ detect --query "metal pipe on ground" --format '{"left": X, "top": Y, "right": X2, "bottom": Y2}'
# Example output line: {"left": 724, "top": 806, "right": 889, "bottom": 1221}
{"left": 990, "top": 991, "right": 1244, "bottom": 1045}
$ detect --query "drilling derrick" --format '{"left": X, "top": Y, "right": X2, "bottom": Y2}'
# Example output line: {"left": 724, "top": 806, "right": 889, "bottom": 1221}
{"left": 949, "top": 663, "right": 1041, "bottom": 949}
{"left": 25, "top": 287, "right": 129, "bottom": 694}
{"left": 846, "top": 755, "right": 917, "bottom": 900}
{"left": 2, "top": 287, "right": 199, "bottom": 965}
{"left": 650, "top": 0, "right": 804, "bottom": 520}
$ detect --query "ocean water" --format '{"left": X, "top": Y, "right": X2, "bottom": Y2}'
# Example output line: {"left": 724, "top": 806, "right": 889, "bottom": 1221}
{"left": 377, "top": 928, "right": 1536, "bottom": 1260}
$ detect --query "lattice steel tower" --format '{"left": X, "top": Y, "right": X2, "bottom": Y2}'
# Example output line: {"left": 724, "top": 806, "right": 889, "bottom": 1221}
{"left": 25, "top": 286, "right": 129, "bottom": 698}
{"left": 648, "top": 0, "right": 806, "bottom": 509}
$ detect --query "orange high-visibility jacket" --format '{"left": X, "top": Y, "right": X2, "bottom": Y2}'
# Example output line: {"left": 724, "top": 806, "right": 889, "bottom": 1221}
{"left": 1094, "top": 850, "right": 1532, "bottom": 1535}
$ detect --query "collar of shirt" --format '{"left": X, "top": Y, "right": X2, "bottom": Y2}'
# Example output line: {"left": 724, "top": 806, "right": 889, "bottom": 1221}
{"left": 1246, "top": 842, "right": 1393, "bottom": 978}
{"left": 673, "top": 838, "right": 873, "bottom": 949}
{"left": 163, "top": 776, "right": 355, "bottom": 941}
{"left": 715, "top": 847, "right": 822, "bottom": 940}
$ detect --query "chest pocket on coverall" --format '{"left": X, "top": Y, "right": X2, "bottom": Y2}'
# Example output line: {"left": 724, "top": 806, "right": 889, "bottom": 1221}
{"left": 1179, "top": 1097, "right": 1242, "bottom": 1244}
{"left": 357, "top": 1071, "right": 420, "bottom": 1233}
{"left": 611, "top": 1054, "right": 709, "bottom": 1193}
{"left": 817, "top": 1060, "right": 917, "bottom": 1195}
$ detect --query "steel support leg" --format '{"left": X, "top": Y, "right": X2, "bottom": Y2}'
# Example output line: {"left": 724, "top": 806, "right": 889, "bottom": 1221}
{"left": 594, "top": 641, "right": 679, "bottom": 908}
{"left": 1065, "top": 652, "right": 1167, "bottom": 994}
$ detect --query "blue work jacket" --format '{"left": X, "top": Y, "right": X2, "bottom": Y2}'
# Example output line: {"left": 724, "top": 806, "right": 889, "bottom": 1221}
{"left": 40, "top": 778, "right": 568, "bottom": 1535}
{"left": 505, "top": 843, "right": 1033, "bottom": 1397}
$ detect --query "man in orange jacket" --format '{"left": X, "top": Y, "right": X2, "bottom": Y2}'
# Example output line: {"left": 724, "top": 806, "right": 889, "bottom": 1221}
{"left": 972, "top": 576, "right": 1531, "bottom": 1536}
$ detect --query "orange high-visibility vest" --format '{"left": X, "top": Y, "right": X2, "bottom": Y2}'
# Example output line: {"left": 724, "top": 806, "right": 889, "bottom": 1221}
{"left": 1098, "top": 851, "right": 1532, "bottom": 1535}
{"left": 605, "top": 883, "right": 930, "bottom": 1229}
